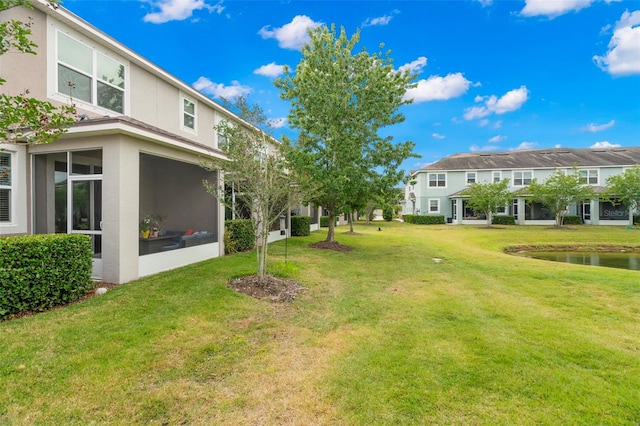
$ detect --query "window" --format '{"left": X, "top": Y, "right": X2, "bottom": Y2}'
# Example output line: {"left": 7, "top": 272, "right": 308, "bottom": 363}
{"left": 579, "top": 169, "right": 598, "bottom": 185}
{"left": 493, "top": 171, "right": 502, "bottom": 183}
{"left": 182, "top": 97, "right": 196, "bottom": 131}
{"left": 428, "top": 173, "right": 446, "bottom": 187}
{"left": 513, "top": 171, "right": 533, "bottom": 186}
{"left": 57, "top": 32, "right": 125, "bottom": 114}
{"left": 429, "top": 199, "right": 440, "bottom": 213}
{"left": 0, "top": 152, "right": 11, "bottom": 222}
{"left": 466, "top": 172, "right": 476, "bottom": 185}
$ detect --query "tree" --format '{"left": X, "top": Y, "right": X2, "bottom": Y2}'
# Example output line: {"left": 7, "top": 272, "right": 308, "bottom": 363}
{"left": 275, "top": 24, "right": 418, "bottom": 244}
{"left": 604, "top": 165, "right": 640, "bottom": 226}
{"left": 1, "top": 0, "right": 76, "bottom": 145}
{"left": 464, "top": 179, "right": 512, "bottom": 227}
{"left": 527, "top": 168, "right": 595, "bottom": 228}
{"left": 201, "top": 96, "right": 301, "bottom": 284}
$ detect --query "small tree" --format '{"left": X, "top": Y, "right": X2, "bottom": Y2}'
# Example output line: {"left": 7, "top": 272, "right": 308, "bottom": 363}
{"left": 604, "top": 165, "right": 640, "bottom": 226}
{"left": 465, "top": 179, "right": 512, "bottom": 227}
{"left": 1, "top": 0, "right": 76, "bottom": 145}
{"left": 202, "top": 97, "right": 301, "bottom": 284}
{"left": 527, "top": 168, "right": 595, "bottom": 228}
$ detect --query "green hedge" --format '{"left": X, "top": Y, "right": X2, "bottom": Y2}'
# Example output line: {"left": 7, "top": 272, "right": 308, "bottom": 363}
{"left": 0, "top": 234, "right": 93, "bottom": 320}
{"left": 383, "top": 206, "right": 393, "bottom": 222}
{"left": 224, "top": 219, "right": 255, "bottom": 254}
{"left": 634, "top": 215, "right": 639, "bottom": 225}
{"left": 291, "top": 216, "right": 311, "bottom": 236}
{"left": 403, "top": 214, "right": 446, "bottom": 225}
{"left": 320, "top": 216, "right": 330, "bottom": 227}
{"left": 563, "top": 215, "right": 583, "bottom": 225}
{"left": 492, "top": 215, "right": 516, "bottom": 225}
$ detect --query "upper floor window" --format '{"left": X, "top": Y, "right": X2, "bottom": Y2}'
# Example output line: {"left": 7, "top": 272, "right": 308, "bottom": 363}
{"left": 428, "top": 173, "right": 446, "bottom": 187}
{"left": 579, "top": 169, "right": 598, "bottom": 185}
{"left": 0, "top": 152, "right": 11, "bottom": 222}
{"left": 182, "top": 97, "right": 196, "bottom": 131}
{"left": 57, "top": 32, "right": 125, "bottom": 114}
{"left": 493, "top": 171, "right": 502, "bottom": 182}
{"left": 513, "top": 171, "right": 533, "bottom": 186}
{"left": 466, "top": 171, "right": 476, "bottom": 185}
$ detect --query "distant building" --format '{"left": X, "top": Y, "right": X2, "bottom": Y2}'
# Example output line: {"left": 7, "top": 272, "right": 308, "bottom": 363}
{"left": 402, "top": 147, "right": 640, "bottom": 225}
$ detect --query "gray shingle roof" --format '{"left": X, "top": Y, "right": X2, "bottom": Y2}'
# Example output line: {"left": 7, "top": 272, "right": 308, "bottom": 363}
{"left": 421, "top": 147, "right": 640, "bottom": 171}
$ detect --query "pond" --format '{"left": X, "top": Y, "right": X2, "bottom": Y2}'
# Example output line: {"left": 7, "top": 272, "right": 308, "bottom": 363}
{"left": 527, "top": 251, "right": 640, "bottom": 271}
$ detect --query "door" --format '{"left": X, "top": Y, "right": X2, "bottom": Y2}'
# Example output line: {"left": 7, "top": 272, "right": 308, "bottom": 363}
{"left": 582, "top": 202, "right": 591, "bottom": 225}
{"left": 69, "top": 176, "right": 102, "bottom": 278}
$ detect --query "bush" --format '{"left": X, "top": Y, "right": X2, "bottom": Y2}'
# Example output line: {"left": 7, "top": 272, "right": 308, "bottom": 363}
{"left": 403, "top": 214, "right": 446, "bottom": 225}
{"left": 492, "top": 215, "right": 516, "bottom": 225}
{"left": 320, "top": 216, "right": 330, "bottom": 227}
{"left": 291, "top": 216, "right": 311, "bottom": 236}
{"left": 634, "top": 215, "right": 639, "bottom": 225}
{"left": 382, "top": 205, "right": 393, "bottom": 222}
{"left": 563, "top": 215, "right": 583, "bottom": 225}
{"left": 0, "top": 234, "right": 93, "bottom": 320}
{"left": 224, "top": 219, "right": 254, "bottom": 254}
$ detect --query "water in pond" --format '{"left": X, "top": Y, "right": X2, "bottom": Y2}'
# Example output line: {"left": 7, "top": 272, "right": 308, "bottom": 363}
{"left": 527, "top": 252, "right": 640, "bottom": 271}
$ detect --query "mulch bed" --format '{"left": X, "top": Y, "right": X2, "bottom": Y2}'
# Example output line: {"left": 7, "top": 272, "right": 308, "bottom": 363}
{"left": 308, "top": 241, "right": 354, "bottom": 252}
{"left": 228, "top": 275, "right": 306, "bottom": 302}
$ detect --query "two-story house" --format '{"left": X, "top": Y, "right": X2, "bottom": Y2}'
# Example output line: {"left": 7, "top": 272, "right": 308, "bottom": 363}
{"left": 403, "top": 147, "right": 640, "bottom": 225}
{"left": 0, "top": 1, "right": 290, "bottom": 283}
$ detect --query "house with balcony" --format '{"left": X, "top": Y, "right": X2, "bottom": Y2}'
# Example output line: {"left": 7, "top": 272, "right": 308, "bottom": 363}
{"left": 403, "top": 147, "right": 640, "bottom": 225}
{"left": 0, "top": 1, "right": 291, "bottom": 283}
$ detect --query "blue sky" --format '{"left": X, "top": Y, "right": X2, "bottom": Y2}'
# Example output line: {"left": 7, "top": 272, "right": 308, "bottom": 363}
{"left": 62, "top": 0, "right": 639, "bottom": 170}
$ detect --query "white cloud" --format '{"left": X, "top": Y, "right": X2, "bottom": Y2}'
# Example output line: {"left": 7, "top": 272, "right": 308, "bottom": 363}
{"left": 362, "top": 11, "right": 399, "bottom": 27}
{"left": 404, "top": 73, "right": 471, "bottom": 103}
{"left": 478, "top": 119, "right": 490, "bottom": 127}
{"left": 470, "top": 144, "right": 499, "bottom": 152}
{"left": 476, "top": 0, "right": 493, "bottom": 7}
{"left": 489, "top": 135, "right": 506, "bottom": 143}
{"left": 493, "top": 120, "right": 503, "bottom": 129}
{"left": 464, "top": 86, "right": 529, "bottom": 120}
{"left": 581, "top": 119, "right": 615, "bottom": 132}
{"left": 511, "top": 141, "right": 538, "bottom": 151}
{"left": 267, "top": 117, "right": 287, "bottom": 128}
{"left": 591, "top": 141, "right": 621, "bottom": 148}
{"left": 258, "top": 15, "right": 322, "bottom": 50}
{"left": 192, "top": 76, "right": 251, "bottom": 99}
{"left": 520, "top": 0, "right": 594, "bottom": 18}
{"left": 432, "top": 133, "right": 446, "bottom": 140}
{"left": 143, "top": 0, "right": 224, "bottom": 24}
{"left": 398, "top": 56, "right": 428, "bottom": 74}
{"left": 254, "top": 62, "right": 285, "bottom": 77}
{"left": 593, "top": 10, "right": 640, "bottom": 76}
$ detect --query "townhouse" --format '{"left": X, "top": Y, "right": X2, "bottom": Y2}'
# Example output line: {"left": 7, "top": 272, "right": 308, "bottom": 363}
{"left": 403, "top": 147, "right": 640, "bottom": 225}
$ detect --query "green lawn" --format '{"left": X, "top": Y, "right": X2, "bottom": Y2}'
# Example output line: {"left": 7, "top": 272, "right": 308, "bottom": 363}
{"left": 1, "top": 223, "right": 639, "bottom": 425}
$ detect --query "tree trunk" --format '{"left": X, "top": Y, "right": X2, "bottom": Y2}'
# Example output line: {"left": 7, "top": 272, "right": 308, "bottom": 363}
{"left": 556, "top": 213, "right": 563, "bottom": 228}
{"left": 326, "top": 209, "right": 336, "bottom": 242}
{"left": 349, "top": 210, "right": 354, "bottom": 233}
{"left": 629, "top": 206, "right": 634, "bottom": 227}
{"left": 486, "top": 211, "right": 492, "bottom": 227}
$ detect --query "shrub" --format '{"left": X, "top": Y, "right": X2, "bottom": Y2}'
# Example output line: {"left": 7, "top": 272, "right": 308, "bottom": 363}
{"left": 320, "top": 216, "right": 330, "bottom": 227}
{"left": 291, "top": 216, "right": 311, "bottom": 236}
{"left": 382, "top": 205, "right": 393, "bottom": 222}
{"left": 0, "top": 234, "right": 93, "bottom": 320}
{"left": 224, "top": 219, "right": 254, "bottom": 254}
{"left": 563, "top": 215, "right": 583, "bottom": 225}
{"left": 403, "top": 214, "right": 446, "bottom": 225}
{"left": 634, "top": 215, "right": 639, "bottom": 225}
{"left": 492, "top": 215, "right": 516, "bottom": 225}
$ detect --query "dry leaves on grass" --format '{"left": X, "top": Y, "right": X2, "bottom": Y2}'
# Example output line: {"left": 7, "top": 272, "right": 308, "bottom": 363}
{"left": 228, "top": 275, "right": 306, "bottom": 302}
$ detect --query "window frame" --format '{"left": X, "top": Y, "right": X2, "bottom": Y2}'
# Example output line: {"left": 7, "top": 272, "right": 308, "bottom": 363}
{"left": 428, "top": 172, "right": 446, "bottom": 188}
{"left": 181, "top": 96, "right": 197, "bottom": 132}
{"left": 466, "top": 171, "right": 477, "bottom": 185}
{"left": 513, "top": 170, "right": 533, "bottom": 187}
{"left": 578, "top": 169, "right": 598, "bottom": 185}
{"left": 493, "top": 171, "right": 502, "bottom": 183}
{"left": 428, "top": 198, "right": 440, "bottom": 213}
{"left": 55, "top": 30, "right": 127, "bottom": 115}
{"left": 0, "top": 151, "right": 12, "bottom": 223}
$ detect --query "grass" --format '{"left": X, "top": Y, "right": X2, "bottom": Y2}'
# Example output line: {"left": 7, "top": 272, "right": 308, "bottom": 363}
{"left": 1, "top": 222, "right": 639, "bottom": 425}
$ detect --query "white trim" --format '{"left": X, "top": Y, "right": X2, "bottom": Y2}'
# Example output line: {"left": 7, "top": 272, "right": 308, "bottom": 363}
{"left": 492, "top": 170, "right": 502, "bottom": 182}
{"left": 466, "top": 171, "right": 477, "bottom": 185}
{"left": 512, "top": 170, "right": 533, "bottom": 187}
{"left": 428, "top": 198, "right": 440, "bottom": 213}
{"left": 578, "top": 169, "right": 599, "bottom": 185}
{"left": 181, "top": 95, "right": 197, "bottom": 134}
{"left": 0, "top": 145, "right": 28, "bottom": 234}
{"left": 428, "top": 172, "right": 447, "bottom": 188}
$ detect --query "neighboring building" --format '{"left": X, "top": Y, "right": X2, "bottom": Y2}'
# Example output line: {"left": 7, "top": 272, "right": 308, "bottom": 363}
{"left": 402, "top": 147, "right": 640, "bottom": 225}
{"left": 0, "top": 1, "right": 289, "bottom": 283}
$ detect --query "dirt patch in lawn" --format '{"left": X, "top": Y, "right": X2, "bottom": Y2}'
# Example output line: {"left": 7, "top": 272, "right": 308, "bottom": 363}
{"left": 228, "top": 275, "right": 306, "bottom": 302}
{"left": 308, "top": 241, "right": 354, "bottom": 252}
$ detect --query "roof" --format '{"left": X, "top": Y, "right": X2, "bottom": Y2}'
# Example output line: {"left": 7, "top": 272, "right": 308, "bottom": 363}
{"left": 421, "top": 147, "right": 640, "bottom": 171}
